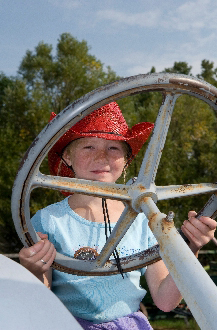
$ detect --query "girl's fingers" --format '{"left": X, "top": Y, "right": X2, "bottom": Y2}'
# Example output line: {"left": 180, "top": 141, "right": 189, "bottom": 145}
{"left": 188, "top": 211, "right": 217, "bottom": 231}
{"left": 181, "top": 225, "right": 202, "bottom": 247}
{"left": 186, "top": 218, "right": 210, "bottom": 236}
{"left": 187, "top": 211, "right": 216, "bottom": 233}
{"left": 19, "top": 232, "right": 49, "bottom": 260}
{"left": 188, "top": 210, "right": 197, "bottom": 219}
{"left": 36, "top": 241, "right": 56, "bottom": 268}
{"left": 19, "top": 239, "right": 56, "bottom": 277}
{"left": 198, "top": 216, "right": 217, "bottom": 231}
{"left": 19, "top": 240, "right": 45, "bottom": 259}
{"left": 182, "top": 220, "right": 213, "bottom": 241}
{"left": 181, "top": 212, "right": 217, "bottom": 252}
{"left": 30, "top": 239, "right": 55, "bottom": 264}
{"left": 19, "top": 239, "right": 55, "bottom": 266}
{"left": 37, "top": 232, "right": 48, "bottom": 240}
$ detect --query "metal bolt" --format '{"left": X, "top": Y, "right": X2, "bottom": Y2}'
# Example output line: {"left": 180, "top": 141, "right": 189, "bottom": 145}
{"left": 166, "top": 211, "right": 175, "bottom": 222}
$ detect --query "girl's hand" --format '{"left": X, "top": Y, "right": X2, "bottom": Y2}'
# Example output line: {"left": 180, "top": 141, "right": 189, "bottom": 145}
{"left": 19, "top": 232, "right": 56, "bottom": 281}
{"left": 181, "top": 211, "right": 217, "bottom": 255}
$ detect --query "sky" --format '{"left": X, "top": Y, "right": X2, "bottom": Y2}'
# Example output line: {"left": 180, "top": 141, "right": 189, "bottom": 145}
{"left": 1, "top": 0, "right": 217, "bottom": 79}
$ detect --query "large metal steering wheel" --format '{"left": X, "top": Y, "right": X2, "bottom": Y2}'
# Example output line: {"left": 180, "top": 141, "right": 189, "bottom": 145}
{"left": 11, "top": 73, "right": 217, "bottom": 276}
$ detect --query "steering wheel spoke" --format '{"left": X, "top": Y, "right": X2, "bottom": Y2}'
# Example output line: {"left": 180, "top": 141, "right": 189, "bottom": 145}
{"left": 33, "top": 172, "right": 131, "bottom": 201}
{"left": 156, "top": 183, "right": 217, "bottom": 201}
{"left": 95, "top": 204, "right": 138, "bottom": 268}
{"left": 137, "top": 92, "right": 180, "bottom": 187}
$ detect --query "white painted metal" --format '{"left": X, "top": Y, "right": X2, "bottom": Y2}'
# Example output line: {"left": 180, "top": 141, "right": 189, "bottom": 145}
{"left": 139, "top": 198, "right": 217, "bottom": 330}
{"left": 0, "top": 254, "right": 83, "bottom": 330}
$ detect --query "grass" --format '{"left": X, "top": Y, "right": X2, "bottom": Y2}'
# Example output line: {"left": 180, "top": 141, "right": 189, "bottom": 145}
{"left": 150, "top": 317, "right": 200, "bottom": 330}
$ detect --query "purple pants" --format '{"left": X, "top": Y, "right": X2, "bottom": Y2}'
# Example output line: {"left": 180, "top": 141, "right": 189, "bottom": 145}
{"left": 76, "top": 311, "right": 153, "bottom": 329}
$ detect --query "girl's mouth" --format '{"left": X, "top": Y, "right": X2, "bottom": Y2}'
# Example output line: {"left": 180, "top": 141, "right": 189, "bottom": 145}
{"left": 91, "top": 170, "right": 109, "bottom": 174}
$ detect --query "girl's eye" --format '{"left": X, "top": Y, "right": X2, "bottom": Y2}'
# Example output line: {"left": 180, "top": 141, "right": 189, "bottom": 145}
{"left": 109, "top": 146, "right": 119, "bottom": 150}
{"left": 83, "top": 145, "right": 94, "bottom": 149}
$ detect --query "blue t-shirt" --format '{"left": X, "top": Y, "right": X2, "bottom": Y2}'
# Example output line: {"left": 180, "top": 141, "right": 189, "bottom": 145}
{"left": 32, "top": 197, "right": 157, "bottom": 323}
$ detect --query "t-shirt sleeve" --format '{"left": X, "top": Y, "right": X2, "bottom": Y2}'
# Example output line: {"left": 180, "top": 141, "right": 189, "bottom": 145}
{"left": 31, "top": 209, "right": 55, "bottom": 245}
{"left": 31, "top": 210, "right": 44, "bottom": 233}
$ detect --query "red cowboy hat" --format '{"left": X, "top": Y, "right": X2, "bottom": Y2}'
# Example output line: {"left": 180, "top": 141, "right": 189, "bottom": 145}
{"left": 48, "top": 102, "right": 154, "bottom": 178}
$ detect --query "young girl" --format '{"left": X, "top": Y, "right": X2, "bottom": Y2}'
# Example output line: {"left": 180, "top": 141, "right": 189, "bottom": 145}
{"left": 19, "top": 102, "right": 216, "bottom": 329}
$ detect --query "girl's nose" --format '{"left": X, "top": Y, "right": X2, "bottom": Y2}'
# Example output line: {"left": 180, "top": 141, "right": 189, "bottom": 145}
{"left": 94, "top": 149, "right": 108, "bottom": 163}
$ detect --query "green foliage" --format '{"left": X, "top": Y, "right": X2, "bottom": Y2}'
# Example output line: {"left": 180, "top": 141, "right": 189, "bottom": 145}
{"left": 197, "top": 59, "right": 217, "bottom": 87}
{"left": 0, "top": 72, "right": 14, "bottom": 110}
{"left": 156, "top": 95, "right": 217, "bottom": 225}
{"left": 164, "top": 61, "right": 192, "bottom": 75}
{"left": 150, "top": 318, "right": 200, "bottom": 329}
{"left": 18, "top": 33, "right": 118, "bottom": 113}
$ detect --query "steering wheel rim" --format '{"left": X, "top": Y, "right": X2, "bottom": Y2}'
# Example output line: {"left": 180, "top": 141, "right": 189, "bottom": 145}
{"left": 11, "top": 73, "right": 217, "bottom": 275}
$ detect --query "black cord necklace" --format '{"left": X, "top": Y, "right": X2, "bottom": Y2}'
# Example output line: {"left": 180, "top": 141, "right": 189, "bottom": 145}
{"left": 102, "top": 198, "right": 124, "bottom": 279}
{"left": 64, "top": 158, "right": 125, "bottom": 277}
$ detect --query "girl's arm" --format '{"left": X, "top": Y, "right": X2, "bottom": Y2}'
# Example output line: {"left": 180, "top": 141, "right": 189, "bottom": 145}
{"left": 145, "top": 212, "right": 217, "bottom": 312}
{"left": 145, "top": 260, "right": 182, "bottom": 312}
{"left": 43, "top": 268, "right": 53, "bottom": 289}
{"left": 19, "top": 232, "right": 56, "bottom": 288}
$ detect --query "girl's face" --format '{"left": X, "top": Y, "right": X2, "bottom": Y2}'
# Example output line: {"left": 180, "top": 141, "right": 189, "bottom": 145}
{"left": 63, "top": 137, "right": 127, "bottom": 183}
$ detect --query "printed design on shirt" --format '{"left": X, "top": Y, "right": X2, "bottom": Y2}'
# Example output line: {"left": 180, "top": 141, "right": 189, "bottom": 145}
{"left": 73, "top": 244, "right": 142, "bottom": 259}
{"left": 74, "top": 247, "right": 99, "bottom": 260}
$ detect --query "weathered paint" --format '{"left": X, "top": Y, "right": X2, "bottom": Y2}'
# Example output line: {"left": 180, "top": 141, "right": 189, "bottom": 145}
{"left": 157, "top": 182, "right": 217, "bottom": 200}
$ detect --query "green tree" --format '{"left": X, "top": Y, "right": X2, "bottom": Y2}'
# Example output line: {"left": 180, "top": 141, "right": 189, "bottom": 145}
{"left": 19, "top": 33, "right": 117, "bottom": 113}
{"left": 197, "top": 59, "right": 217, "bottom": 87}
{"left": 156, "top": 95, "right": 217, "bottom": 226}
{"left": 0, "top": 77, "right": 28, "bottom": 252}
{"left": 0, "top": 72, "right": 14, "bottom": 110}
{"left": 164, "top": 61, "right": 192, "bottom": 75}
